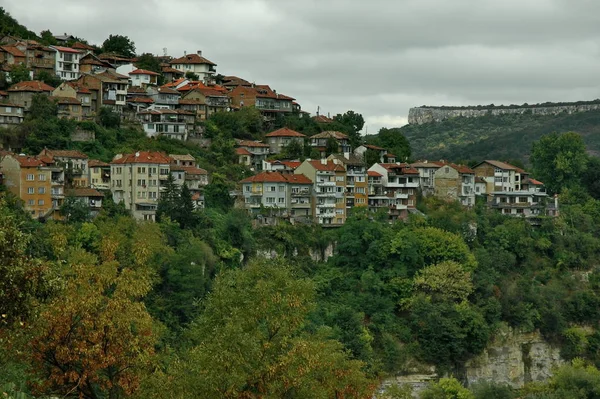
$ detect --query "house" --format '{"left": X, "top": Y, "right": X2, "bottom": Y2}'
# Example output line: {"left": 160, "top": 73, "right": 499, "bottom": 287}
{"left": 7, "top": 80, "right": 54, "bottom": 110}
{"left": 17, "top": 41, "right": 56, "bottom": 77}
{"left": 472, "top": 160, "right": 527, "bottom": 193}
{"left": 98, "top": 52, "right": 132, "bottom": 68}
{"left": 179, "top": 87, "right": 229, "bottom": 119}
{"left": 148, "top": 86, "right": 181, "bottom": 109}
{"left": 79, "top": 53, "right": 113, "bottom": 75}
{"left": 239, "top": 171, "right": 313, "bottom": 220}
{"left": 0, "top": 103, "right": 24, "bottom": 128}
{"left": 71, "top": 42, "right": 95, "bottom": 52}
{"left": 228, "top": 84, "right": 295, "bottom": 120}
{"left": 170, "top": 164, "right": 209, "bottom": 208}
{"left": 38, "top": 149, "right": 89, "bottom": 188}
{"left": 262, "top": 160, "right": 302, "bottom": 172}
{"left": 312, "top": 114, "right": 334, "bottom": 124}
{"left": 65, "top": 187, "right": 104, "bottom": 217}
{"left": 354, "top": 144, "right": 388, "bottom": 164}
{"left": 128, "top": 68, "right": 160, "bottom": 87}
{"left": 367, "top": 163, "right": 419, "bottom": 220}
{"left": 222, "top": 75, "right": 252, "bottom": 90}
{"left": 52, "top": 82, "right": 93, "bottom": 118}
{"left": 169, "top": 51, "right": 216, "bottom": 82}
{"left": 88, "top": 159, "right": 111, "bottom": 190}
{"left": 309, "top": 131, "right": 351, "bottom": 156}
{"left": 161, "top": 65, "right": 184, "bottom": 83}
{"left": 53, "top": 33, "right": 76, "bottom": 44}
{"left": 169, "top": 154, "right": 196, "bottom": 167}
{"left": 236, "top": 140, "right": 270, "bottom": 171}
{"left": 0, "top": 45, "right": 26, "bottom": 67}
{"left": 137, "top": 109, "right": 190, "bottom": 141}
{"left": 236, "top": 148, "right": 253, "bottom": 167}
{"left": 328, "top": 154, "right": 368, "bottom": 210}
{"left": 295, "top": 159, "right": 347, "bottom": 225}
{"left": 265, "top": 127, "right": 306, "bottom": 155}
{"left": 77, "top": 70, "right": 129, "bottom": 113}
{"left": 433, "top": 163, "right": 476, "bottom": 206}
{"left": 110, "top": 151, "right": 173, "bottom": 221}
{"left": 0, "top": 154, "right": 64, "bottom": 220}
{"left": 410, "top": 161, "right": 443, "bottom": 196}
{"left": 50, "top": 96, "right": 84, "bottom": 120}
{"left": 50, "top": 46, "right": 81, "bottom": 81}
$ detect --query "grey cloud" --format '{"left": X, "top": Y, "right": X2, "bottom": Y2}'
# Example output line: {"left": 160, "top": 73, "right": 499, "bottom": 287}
{"left": 6, "top": 0, "right": 600, "bottom": 132}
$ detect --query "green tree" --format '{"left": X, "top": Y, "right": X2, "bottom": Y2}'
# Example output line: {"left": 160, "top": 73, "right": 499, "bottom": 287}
{"left": 176, "top": 259, "right": 375, "bottom": 398}
{"left": 413, "top": 261, "right": 474, "bottom": 303}
{"left": 8, "top": 64, "right": 31, "bottom": 85}
{"left": 371, "top": 127, "right": 412, "bottom": 162}
{"left": 98, "top": 106, "right": 121, "bottom": 128}
{"left": 420, "top": 377, "right": 474, "bottom": 399}
{"left": 60, "top": 195, "right": 91, "bottom": 223}
{"left": 279, "top": 139, "right": 304, "bottom": 159}
{"left": 204, "top": 173, "right": 234, "bottom": 212}
{"left": 156, "top": 173, "right": 180, "bottom": 223}
{"left": 184, "top": 71, "right": 199, "bottom": 80}
{"left": 39, "top": 29, "right": 57, "bottom": 45}
{"left": 530, "top": 132, "right": 588, "bottom": 194}
{"left": 325, "top": 136, "right": 339, "bottom": 156}
{"left": 582, "top": 156, "right": 600, "bottom": 200}
{"left": 101, "top": 34, "right": 136, "bottom": 58}
{"left": 334, "top": 110, "right": 365, "bottom": 149}
{"left": 36, "top": 70, "right": 62, "bottom": 87}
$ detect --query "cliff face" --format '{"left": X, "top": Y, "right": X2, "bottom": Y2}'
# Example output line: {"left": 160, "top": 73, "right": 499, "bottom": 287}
{"left": 408, "top": 103, "right": 600, "bottom": 125}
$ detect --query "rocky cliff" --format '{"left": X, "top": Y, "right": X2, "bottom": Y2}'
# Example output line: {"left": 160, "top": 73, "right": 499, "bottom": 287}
{"left": 408, "top": 102, "right": 600, "bottom": 125}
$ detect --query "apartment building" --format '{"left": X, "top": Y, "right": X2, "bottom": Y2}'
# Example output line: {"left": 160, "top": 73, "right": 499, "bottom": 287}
{"left": 236, "top": 140, "right": 270, "bottom": 171}
{"left": 0, "top": 154, "right": 64, "bottom": 220}
{"left": 50, "top": 46, "right": 81, "bottom": 81}
{"left": 367, "top": 163, "right": 419, "bottom": 220}
{"left": 38, "top": 149, "right": 89, "bottom": 187}
{"left": 65, "top": 187, "right": 104, "bottom": 218}
{"left": 265, "top": 127, "right": 306, "bottom": 154}
{"left": 473, "top": 160, "right": 525, "bottom": 192}
{"left": 88, "top": 160, "right": 111, "bottom": 190}
{"left": 295, "top": 159, "right": 347, "bottom": 225}
{"left": 110, "top": 151, "right": 173, "bottom": 221}
{"left": 239, "top": 171, "right": 313, "bottom": 220}
{"left": 7, "top": 80, "right": 54, "bottom": 110}
{"left": 169, "top": 51, "right": 217, "bottom": 82}
{"left": 309, "top": 131, "right": 351, "bottom": 157}
{"left": 328, "top": 154, "right": 368, "bottom": 210}
{"left": 0, "top": 103, "right": 24, "bottom": 128}
{"left": 433, "top": 163, "right": 476, "bottom": 206}
{"left": 410, "top": 161, "right": 443, "bottom": 196}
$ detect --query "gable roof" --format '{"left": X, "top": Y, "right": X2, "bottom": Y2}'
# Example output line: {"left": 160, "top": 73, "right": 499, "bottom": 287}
{"left": 88, "top": 159, "right": 110, "bottom": 167}
{"left": 111, "top": 151, "right": 172, "bottom": 164}
{"left": 71, "top": 42, "right": 95, "bottom": 51}
{"left": 170, "top": 53, "right": 216, "bottom": 66}
{"left": 50, "top": 45, "right": 80, "bottom": 54}
{"left": 0, "top": 45, "right": 25, "bottom": 57}
{"left": 237, "top": 140, "right": 270, "bottom": 148}
{"left": 476, "top": 160, "right": 527, "bottom": 173}
{"left": 14, "top": 155, "right": 45, "bottom": 167}
{"left": 240, "top": 171, "right": 288, "bottom": 184}
{"left": 368, "top": 171, "right": 383, "bottom": 177}
{"left": 39, "top": 149, "right": 88, "bottom": 159}
{"left": 8, "top": 80, "right": 54, "bottom": 92}
{"left": 284, "top": 174, "right": 312, "bottom": 184}
{"left": 66, "top": 187, "right": 104, "bottom": 197}
{"left": 311, "top": 131, "right": 348, "bottom": 140}
{"left": 362, "top": 144, "right": 386, "bottom": 151}
{"left": 130, "top": 68, "right": 160, "bottom": 76}
{"left": 236, "top": 147, "right": 252, "bottom": 156}
{"left": 265, "top": 127, "right": 306, "bottom": 138}
{"left": 161, "top": 66, "right": 184, "bottom": 74}
{"left": 312, "top": 115, "right": 334, "bottom": 123}
{"left": 306, "top": 159, "right": 345, "bottom": 172}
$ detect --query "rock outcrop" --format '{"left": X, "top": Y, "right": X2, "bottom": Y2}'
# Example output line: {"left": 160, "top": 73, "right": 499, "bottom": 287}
{"left": 408, "top": 102, "right": 600, "bottom": 125}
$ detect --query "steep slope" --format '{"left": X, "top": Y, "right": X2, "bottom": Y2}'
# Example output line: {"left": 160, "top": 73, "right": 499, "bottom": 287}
{"left": 0, "top": 7, "right": 38, "bottom": 40}
{"left": 401, "top": 109, "right": 600, "bottom": 163}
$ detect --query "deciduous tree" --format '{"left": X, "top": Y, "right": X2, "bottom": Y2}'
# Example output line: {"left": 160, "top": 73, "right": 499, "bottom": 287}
{"left": 101, "top": 34, "right": 136, "bottom": 58}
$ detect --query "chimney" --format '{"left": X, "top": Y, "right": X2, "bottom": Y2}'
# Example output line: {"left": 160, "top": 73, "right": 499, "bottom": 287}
{"left": 197, "top": 50, "right": 202, "bottom": 56}
{"left": 184, "top": 50, "right": 187, "bottom": 56}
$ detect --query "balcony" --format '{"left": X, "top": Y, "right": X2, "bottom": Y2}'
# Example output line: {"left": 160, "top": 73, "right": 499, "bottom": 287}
{"left": 317, "top": 181, "right": 336, "bottom": 187}
{"left": 316, "top": 203, "right": 335, "bottom": 208}
{"left": 291, "top": 190, "right": 310, "bottom": 197}
{"left": 316, "top": 191, "right": 336, "bottom": 197}
{"left": 394, "top": 193, "right": 409, "bottom": 199}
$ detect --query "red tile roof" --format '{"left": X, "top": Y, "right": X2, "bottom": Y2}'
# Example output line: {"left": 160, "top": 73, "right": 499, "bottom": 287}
{"left": 265, "top": 127, "right": 306, "bottom": 138}
{"left": 526, "top": 178, "right": 544, "bottom": 185}
{"left": 182, "top": 166, "right": 208, "bottom": 175}
{"left": 236, "top": 148, "right": 253, "bottom": 156}
{"left": 8, "top": 80, "right": 54, "bottom": 92}
{"left": 311, "top": 131, "right": 348, "bottom": 140}
{"left": 66, "top": 82, "right": 91, "bottom": 94}
{"left": 237, "top": 140, "right": 270, "bottom": 148}
{"left": 284, "top": 174, "right": 312, "bottom": 184}
{"left": 379, "top": 163, "right": 420, "bottom": 175}
{"left": 282, "top": 161, "right": 302, "bottom": 169}
{"left": 66, "top": 188, "right": 104, "bottom": 197}
{"left": 478, "top": 160, "right": 526, "bottom": 173}
{"left": 51, "top": 46, "right": 81, "bottom": 54}
{"left": 312, "top": 115, "right": 334, "bottom": 123}
{"left": 240, "top": 171, "right": 288, "bottom": 184}
{"left": 161, "top": 66, "right": 184, "bottom": 74}
{"left": 1, "top": 45, "right": 25, "bottom": 57}
{"left": 368, "top": 171, "right": 383, "bottom": 177}
{"left": 15, "top": 155, "right": 44, "bottom": 167}
{"left": 88, "top": 159, "right": 110, "bottom": 167}
{"left": 307, "top": 160, "right": 345, "bottom": 172}
{"left": 111, "top": 151, "right": 172, "bottom": 165}
{"left": 363, "top": 144, "right": 386, "bottom": 151}
{"left": 71, "top": 42, "right": 95, "bottom": 51}
{"left": 0, "top": 90, "right": 8, "bottom": 96}
{"left": 130, "top": 97, "right": 154, "bottom": 103}
{"left": 130, "top": 68, "right": 160, "bottom": 76}
{"left": 40, "top": 149, "right": 88, "bottom": 159}
{"left": 170, "top": 53, "right": 216, "bottom": 66}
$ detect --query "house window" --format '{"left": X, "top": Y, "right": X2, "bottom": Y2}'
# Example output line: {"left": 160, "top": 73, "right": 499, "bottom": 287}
{"left": 266, "top": 197, "right": 275, "bottom": 203}
{"left": 279, "top": 185, "right": 285, "bottom": 192}
{"left": 38, "top": 187, "right": 46, "bottom": 194}
{"left": 38, "top": 199, "right": 44, "bottom": 205}
{"left": 278, "top": 198, "right": 285, "bottom": 204}
{"left": 269, "top": 186, "right": 276, "bottom": 192}
{"left": 26, "top": 174, "right": 35, "bottom": 181}
{"left": 147, "top": 124, "right": 154, "bottom": 130}
{"left": 27, "top": 187, "right": 34, "bottom": 194}
{"left": 28, "top": 199, "right": 34, "bottom": 205}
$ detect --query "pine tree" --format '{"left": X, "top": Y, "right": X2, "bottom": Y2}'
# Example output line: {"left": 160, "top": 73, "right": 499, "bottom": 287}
{"left": 156, "top": 174, "right": 180, "bottom": 223}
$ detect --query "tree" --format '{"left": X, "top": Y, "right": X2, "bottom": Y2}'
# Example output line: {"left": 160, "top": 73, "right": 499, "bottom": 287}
{"left": 325, "top": 136, "right": 339, "bottom": 156}
{"left": 98, "top": 106, "right": 121, "bottom": 128}
{"left": 371, "top": 127, "right": 411, "bottom": 162}
{"left": 156, "top": 173, "right": 180, "bottom": 223}
{"left": 60, "top": 195, "right": 91, "bottom": 223}
{"left": 101, "top": 34, "right": 136, "bottom": 58}
{"left": 420, "top": 377, "right": 474, "bottom": 399}
{"left": 177, "top": 183, "right": 197, "bottom": 229}
{"left": 204, "top": 173, "right": 234, "bottom": 212}
{"left": 8, "top": 64, "right": 31, "bottom": 84}
{"left": 530, "top": 132, "right": 588, "bottom": 194}
{"left": 582, "top": 156, "right": 600, "bottom": 200}
{"left": 184, "top": 71, "right": 199, "bottom": 80}
{"left": 26, "top": 234, "right": 159, "bottom": 399}
{"left": 279, "top": 139, "right": 303, "bottom": 159}
{"left": 176, "top": 259, "right": 375, "bottom": 398}
{"left": 135, "top": 53, "right": 161, "bottom": 73}
{"left": 413, "top": 261, "right": 474, "bottom": 303}
{"left": 36, "top": 70, "right": 62, "bottom": 88}
{"left": 39, "top": 29, "right": 57, "bottom": 45}
{"left": 334, "top": 110, "right": 365, "bottom": 149}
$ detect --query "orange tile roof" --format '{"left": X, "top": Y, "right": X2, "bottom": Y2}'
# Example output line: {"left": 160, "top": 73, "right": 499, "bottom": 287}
{"left": 450, "top": 163, "right": 475, "bottom": 174}
{"left": 130, "top": 97, "right": 154, "bottom": 103}
{"left": 130, "top": 68, "right": 160, "bottom": 76}
{"left": 363, "top": 144, "right": 386, "bottom": 151}
{"left": 282, "top": 161, "right": 302, "bottom": 169}
{"left": 8, "top": 80, "right": 54, "bottom": 92}
{"left": 182, "top": 166, "right": 208, "bottom": 175}
{"left": 40, "top": 149, "right": 88, "bottom": 159}
{"left": 368, "top": 171, "right": 383, "bottom": 177}
{"left": 265, "top": 127, "right": 306, "bottom": 138}
{"left": 240, "top": 171, "right": 289, "bottom": 184}
{"left": 525, "top": 178, "right": 544, "bottom": 185}
{"left": 170, "top": 53, "right": 216, "bottom": 66}
{"left": 111, "top": 151, "right": 172, "bottom": 165}
{"left": 284, "top": 174, "right": 312, "bottom": 184}
{"left": 307, "top": 160, "right": 345, "bottom": 172}
{"left": 71, "top": 42, "right": 95, "bottom": 51}
{"left": 238, "top": 140, "right": 270, "bottom": 148}
{"left": 311, "top": 131, "right": 348, "bottom": 140}
{"left": 15, "top": 155, "right": 45, "bottom": 167}
{"left": 51, "top": 45, "right": 81, "bottom": 54}
{"left": 312, "top": 115, "right": 334, "bottom": 123}
{"left": 1, "top": 45, "right": 25, "bottom": 57}
{"left": 236, "top": 148, "right": 252, "bottom": 156}
{"left": 88, "top": 159, "right": 110, "bottom": 167}
{"left": 66, "top": 188, "right": 104, "bottom": 197}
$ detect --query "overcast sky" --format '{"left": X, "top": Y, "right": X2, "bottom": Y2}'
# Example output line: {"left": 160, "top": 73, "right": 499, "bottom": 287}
{"left": 6, "top": 0, "right": 600, "bottom": 133}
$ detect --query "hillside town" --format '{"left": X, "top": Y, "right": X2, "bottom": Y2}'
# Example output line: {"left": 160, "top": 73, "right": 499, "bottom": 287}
{"left": 0, "top": 34, "right": 559, "bottom": 225}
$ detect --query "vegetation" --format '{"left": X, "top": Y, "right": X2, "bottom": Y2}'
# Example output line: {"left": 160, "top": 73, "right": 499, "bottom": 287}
{"left": 101, "top": 34, "right": 136, "bottom": 58}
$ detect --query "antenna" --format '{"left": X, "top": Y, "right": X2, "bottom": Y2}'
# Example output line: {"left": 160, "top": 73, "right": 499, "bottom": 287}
{"left": 163, "top": 47, "right": 167, "bottom": 56}
{"left": 317, "top": 106, "right": 320, "bottom": 116}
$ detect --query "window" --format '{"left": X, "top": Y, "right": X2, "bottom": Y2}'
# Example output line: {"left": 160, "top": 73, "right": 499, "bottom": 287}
{"left": 137, "top": 167, "right": 146, "bottom": 174}
{"left": 150, "top": 167, "right": 157, "bottom": 174}
{"left": 336, "top": 176, "right": 344, "bottom": 182}
{"left": 28, "top": 199, "right": 34, "bottom": 205}
{"left": 268, "top": 186, "right": 276, "bottom": 192}
{"left": 38, "top": 187, "right": 45, "bottom": 194}
{"left": 27, "top": 187, "right": 34, "bottom": 194}
{"left": 26, "top": 174, "right": 34, "bottom": 181}
{"left": 38, "top": 199, "right": 44, "bottom": 205}
{"left": 245, "top": 185, "right": 250, "bottom": 192}
{"left": 266, "top": 197, "right": 275, "bottom": 203}
{"left": 279, "top": 185, "right": 285, "bottom": 192}
{"left": 38, "top": 174, "right": 46, "bottom": 181}
{"left": 137, "top": 179, "right": 146, "bottom": 186}
{"left": 160, "top": 168, "right": 169, "bottom": 175}
{"left": 278, "top": 198, "right": 285, "bottom": 204}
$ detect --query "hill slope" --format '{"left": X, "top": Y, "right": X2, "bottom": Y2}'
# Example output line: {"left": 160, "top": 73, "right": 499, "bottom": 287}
{"left": 401, "top": 109, "right": 600, "bottom": 163}
{"left": 0, "top": 7, "right": 38, "bottom": 40}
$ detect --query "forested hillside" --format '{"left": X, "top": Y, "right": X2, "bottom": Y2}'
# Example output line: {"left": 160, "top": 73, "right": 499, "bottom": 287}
{"left": 401, "top": 109, "right": 600, "bottom": 164}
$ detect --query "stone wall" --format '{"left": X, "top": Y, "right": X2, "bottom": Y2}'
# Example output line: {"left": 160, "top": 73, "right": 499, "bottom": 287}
{"left": 408, "top": 103, "right": 600, "bottom": 125}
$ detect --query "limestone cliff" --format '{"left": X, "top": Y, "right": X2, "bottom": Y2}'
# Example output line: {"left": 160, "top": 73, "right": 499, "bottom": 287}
{"left": 408, "top": 101, "right": 600, "bottom": 125}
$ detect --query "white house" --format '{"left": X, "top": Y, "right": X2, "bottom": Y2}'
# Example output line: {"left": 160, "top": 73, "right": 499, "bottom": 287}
{"left": 169, "top": 51, "right": 216, "bottom": 82}
{"left": 128, "top": 69, "right": 159, "bottom": 87}
{"left": 50, "top": 46, "right": 81, "bottom": 81}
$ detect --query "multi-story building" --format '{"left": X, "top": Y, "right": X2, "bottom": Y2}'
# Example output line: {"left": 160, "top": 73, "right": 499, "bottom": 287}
{"left": 0, "top": 103, "right": 24, "bottom": 128}
{"left": 110, "top": 151, "right": 173, "bottom": 221}
{"left": 52, "top": 82, "right": 93, "bottom": 119}
{"left": 228, "top": 84, "right": 295, "bottom": 120}
{"left": 38, "top": 149, "right": 89, "bottom": 187}
{"left": 239, "top": 171, "right": 313, "bottom": 220}
{"left": 0, "top": 45, "right": 26, "bottom": 66}
{"left": 179, "top": 87, "right": 229, "bottom": 119}
{"left": 171, "top": 165, "right": 209, "bottom": 208}
{"left": 88, "top": 160, "right": 111, "bottom": 190}
{"left": 7, "top": 80, "right": 54, "bottom": 110}
{"left": 50, "top": 46, "right": 81, "bottom": 81}
{"left": 128, "top": 69, "right": 160, "bottom": 87}
{"left": 433, "top": 163, "right": 476, "bottom": 206}
{"left": 354, "top": 144, "right": 388, "bottom": 164}
{"left": 367, "top": 163, "right": 419, "bottom": 220}
{"left": 236, "top": 140, "right": 271, "bottom": 171}
{"left": 410, "top": 161, "right": 442, "bottom": 196}
{"left": 15, "top": 41, "right": 55, "bottom": 77}
{"left": 0, "top": 154, "right": 63, "bottom": 220}
{"left": 328, "top": 154, "right": 368, "bottom": 210}
{"left": 473, "top": 160, "right": 525, "bottom": 193}
{"left": 295, "top": 159, "right": 347, "bottom": 225}
{"left": 265, "top": 127, "right": 306, "bottom": 155}
{"left": 77, "top": 71, "right": 129, "bottom": 114}
{"left": 309, "top": 131, "right": 351, "bottom": 157}
{"left": 65, "top": 187, "right": 104, "bottom": 218}
{"left": 169, "top": 154, "right": 197, "bottom": 168}
{"left": 137, "top": 109, "right": 191, "bottom": 141}
{"left": 169, "top": 51, "right": 217, "bottom": 82}
{"left": 147, "top": 86, "right": 181, "bottom": 109}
